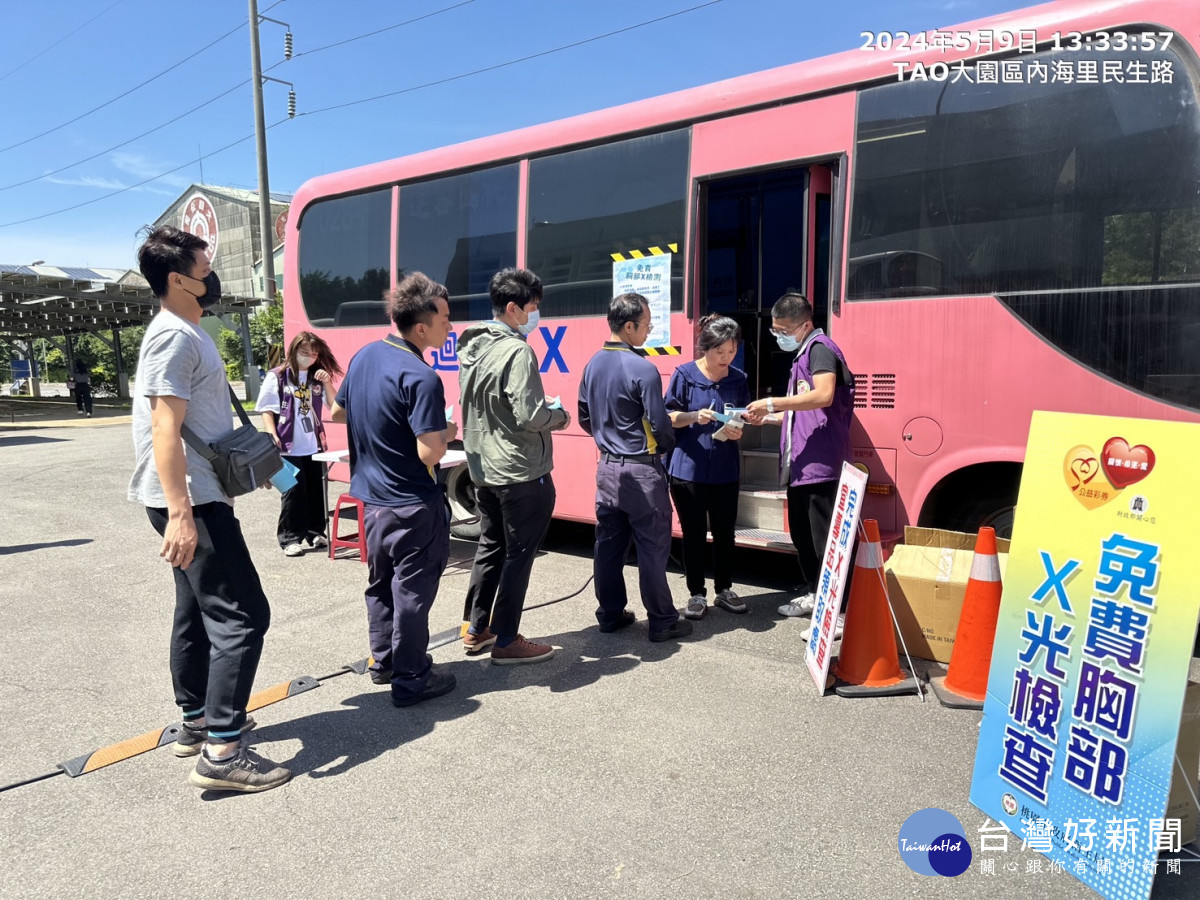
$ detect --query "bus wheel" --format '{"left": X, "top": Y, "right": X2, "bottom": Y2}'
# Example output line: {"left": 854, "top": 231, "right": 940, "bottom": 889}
{"left": 920, "top": 463, "right": 1021, "bottom": 541}
{"left": 445, "top": 464, "right": 482, "bottom": 540}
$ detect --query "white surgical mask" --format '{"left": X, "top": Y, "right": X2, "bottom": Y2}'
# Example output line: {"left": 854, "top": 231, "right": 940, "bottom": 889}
{"left": 297, "top": 353, "right": 316, "bottom": 369}
{"left": 518, "top": 309, "right": 540, "bottom": 336}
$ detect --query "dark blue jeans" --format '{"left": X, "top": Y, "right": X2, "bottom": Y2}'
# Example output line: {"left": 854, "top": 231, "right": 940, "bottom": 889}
{"left": 593, "top": 458, "right": 679, "bottom": 633}
{"left": 146, "top": 502, "right": 270, "bottom": 738}
{"left": 363, "top": 498, "right": 449, "bottom": 702}
{"left": 463, "top": 474, "right": 557, "bottom": 644}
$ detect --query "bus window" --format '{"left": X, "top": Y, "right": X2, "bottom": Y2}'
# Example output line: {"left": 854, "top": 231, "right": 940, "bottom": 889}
{"left": 297, "top": 188, "right": 392, "bottom": 327}
{"left": 527, "top": 129, "right": 689, "bottom": 317}
{"left": 848, "top": 39, "right": 1200, "bottom": 410}
{"left": 398, "top": 164, "right": 519, "bottom": 324}
{"left": 849, "top": 42, "right": 1200, "bottom": 298}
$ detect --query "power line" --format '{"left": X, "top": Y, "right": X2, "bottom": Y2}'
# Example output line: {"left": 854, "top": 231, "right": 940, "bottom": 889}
{"left": 0, "top": 0, "right": 724, "bottom": 229}
{"left": 0, "top": 119, "right": 289, "bottom": 230}
{"left": 293, "top": 0, "right": 478, "bottom": 59}
{"left": 297, "top": 0, "right": 724, "bottom": 117}
{"left": 0, "top": 80, "right": 250, "bottom": 193}
{"left": 0, "top": 0, "right": 127, "bottom": 84}
{"left": 0, "top": 0, "right": 286, "bottom": 156}
{"left": 0, "top": 1, "right": 468, "bottom": 190}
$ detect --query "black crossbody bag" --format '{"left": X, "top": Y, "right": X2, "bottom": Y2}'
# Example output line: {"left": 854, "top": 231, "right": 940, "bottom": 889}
{"left": 181, "top": 384, "right": 283, "bottom": 497}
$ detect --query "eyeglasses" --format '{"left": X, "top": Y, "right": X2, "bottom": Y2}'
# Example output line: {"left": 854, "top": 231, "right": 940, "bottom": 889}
{"left": 769, "top": 322, "right": 806, "bottom": 339}
{"left": 636, "top": 320, "right": 655, "bottom": 334}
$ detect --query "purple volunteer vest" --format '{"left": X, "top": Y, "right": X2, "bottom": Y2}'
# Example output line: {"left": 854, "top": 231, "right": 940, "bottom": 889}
{"left": 780, "top": 332, "right": 855, "bottom": 486}
{"left": 272, "top": 365, "right": 327, "bottom": 454}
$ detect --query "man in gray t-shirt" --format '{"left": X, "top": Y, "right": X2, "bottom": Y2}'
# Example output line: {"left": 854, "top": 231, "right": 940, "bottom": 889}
{"left": 131, "top": 225, "right": 290, "bottom": 793}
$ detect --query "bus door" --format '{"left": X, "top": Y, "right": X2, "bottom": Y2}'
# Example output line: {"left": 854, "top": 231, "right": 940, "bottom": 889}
{"left": 691, "top": 94, "right": 853, "bottom": 398}
{"left": 690, "top": 96, "right": 854, "bottom": 543}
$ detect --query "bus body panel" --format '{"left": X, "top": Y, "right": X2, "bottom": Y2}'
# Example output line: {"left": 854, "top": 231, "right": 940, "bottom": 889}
{"left": 284, "top": 0, "right": 1200, "bottom": 542}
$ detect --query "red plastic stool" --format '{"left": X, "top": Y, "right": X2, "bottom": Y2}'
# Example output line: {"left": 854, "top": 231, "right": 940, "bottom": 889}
{"left": 329, "top": 494, "right": 368, "bottom": 563}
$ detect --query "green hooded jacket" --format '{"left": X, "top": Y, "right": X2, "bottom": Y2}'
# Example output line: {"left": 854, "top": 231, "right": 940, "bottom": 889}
{"left": 457, "top": 320, "right": 570, "bottom": 487}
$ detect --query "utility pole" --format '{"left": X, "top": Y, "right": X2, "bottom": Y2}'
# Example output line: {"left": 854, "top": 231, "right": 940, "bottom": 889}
{"left": 249, "top": 0, "right": 275, "bottom": 307}
{"left": 247, "top": 0, "right": 296, "bottom": 401}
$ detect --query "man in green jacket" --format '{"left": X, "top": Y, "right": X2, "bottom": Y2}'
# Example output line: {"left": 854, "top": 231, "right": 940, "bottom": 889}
{"left": 457, "top": 268, "right": 570, "bottom": 664}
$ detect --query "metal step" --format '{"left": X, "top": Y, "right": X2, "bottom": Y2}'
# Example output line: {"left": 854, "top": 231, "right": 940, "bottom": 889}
{"left": 737, "top": 487, "right": 786, "bottom": 531}
{"left": 734, "top": 527, "right": 793, "bottom": 551}
{"left": 740, "top": 447, "right": 781, "bottom": 489}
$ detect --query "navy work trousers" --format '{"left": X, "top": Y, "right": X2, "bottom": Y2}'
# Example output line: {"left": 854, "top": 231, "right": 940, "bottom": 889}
{"left": 592, "top": 458, "right": 679, "bottom": 634}
{"left": 463, "top": 474, "right": 557, "bottom": 643}
{"left": 146, "top": 502, "right": 270, "bottom": 737}
{"left": 363, "top": 498, "right": 449, "bottom": 702}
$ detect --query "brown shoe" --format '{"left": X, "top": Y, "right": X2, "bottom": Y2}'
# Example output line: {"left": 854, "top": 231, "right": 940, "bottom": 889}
{"left": 490, "top": 635, "right": 555, "bottom": 666}
{"left": 463, "top": 628, "right": 497, "bottom": 656}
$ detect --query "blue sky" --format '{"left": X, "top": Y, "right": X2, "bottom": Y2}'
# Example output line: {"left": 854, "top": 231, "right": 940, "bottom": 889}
{"left": 0, "top": 0, "right": 1033, "bottom": 269}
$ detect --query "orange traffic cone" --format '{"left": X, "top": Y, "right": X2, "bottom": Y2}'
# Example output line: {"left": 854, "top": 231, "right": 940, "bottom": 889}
{"left": 833, "top": 519, "right": 920, "bottom": 698}
{"left": 930, "top": 527, "right": 1003, "bottom": 710}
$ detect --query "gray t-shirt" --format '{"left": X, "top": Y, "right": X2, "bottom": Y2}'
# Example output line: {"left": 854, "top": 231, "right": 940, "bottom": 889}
{"left": 128, "top": 309, "right": 233, "bottom": 507}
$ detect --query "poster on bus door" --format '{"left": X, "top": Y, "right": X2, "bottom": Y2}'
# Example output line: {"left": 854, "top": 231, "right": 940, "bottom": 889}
{"left": 805, "top": 461, "right": 868, "bottom": 693}
{"left": 970, "top": 412, "right": 1200, "bottom": 900}
{"left": 612, "top": 253, "right": 671, "bottom": 349}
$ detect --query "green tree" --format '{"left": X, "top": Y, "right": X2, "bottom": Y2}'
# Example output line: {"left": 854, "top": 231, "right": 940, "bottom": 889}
{"left": 250, "top": 294, "right": 283, "bottom": 367}
{"left": 217, "top": 320, "right": 245, "bottom": 379}
{"left": 70, "top": 327, "right": 145, "bottom": 396}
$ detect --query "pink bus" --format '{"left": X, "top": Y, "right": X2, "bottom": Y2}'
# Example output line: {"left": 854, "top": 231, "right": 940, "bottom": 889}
{"left": 285, "top": 0, "right": 1200, "bottom": 546}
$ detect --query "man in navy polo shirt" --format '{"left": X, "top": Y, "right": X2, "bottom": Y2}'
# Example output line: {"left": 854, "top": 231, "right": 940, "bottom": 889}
{"left": 578, "top": 293, "right": 691, "bottom": 643}
{"left": 329, "top": 273, "right": 459, "bottom": 707}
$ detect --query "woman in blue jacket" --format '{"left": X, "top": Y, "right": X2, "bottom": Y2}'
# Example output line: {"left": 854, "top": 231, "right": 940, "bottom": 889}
{"left": 665, "top": 315, "right": 751, "bottom": 619}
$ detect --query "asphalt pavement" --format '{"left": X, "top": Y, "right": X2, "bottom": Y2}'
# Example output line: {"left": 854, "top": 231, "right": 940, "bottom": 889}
{"left": 1, "top": 416, "right": 1196, "bottom": 898}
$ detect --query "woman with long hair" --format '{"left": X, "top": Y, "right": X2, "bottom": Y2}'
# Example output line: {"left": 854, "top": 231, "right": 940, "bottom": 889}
{"left": 256, "top": 332, "right": 343, "bottom": 556}
{"left": 665, "top": 315, "right": 751, "bottom": 619}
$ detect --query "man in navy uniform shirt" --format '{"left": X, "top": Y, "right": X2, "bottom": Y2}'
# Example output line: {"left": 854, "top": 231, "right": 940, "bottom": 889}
{"left": 578, "top": 293, "right": 692, "bottom": 642}
{"left": 330, "top": 273, "right": 460, "bottom": 706}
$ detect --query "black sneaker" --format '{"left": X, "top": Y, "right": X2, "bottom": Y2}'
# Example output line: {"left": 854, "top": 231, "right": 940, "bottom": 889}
{"left": 188, "top": 743, "right": 291, "bottom": 793}
{"left": 369, "top": 668, "right": 393, "bottom": 685}
{"left": 172, "top": 715, "right": 256, "bottom": 758}
{"left": 598, "top": 610, "right": 636, "bottom": 633}
{"left": 391, "top": 670, "right": 457, "bottom": 707}
{"left": 649, "top": 619, "right": 695, "bottom": 642}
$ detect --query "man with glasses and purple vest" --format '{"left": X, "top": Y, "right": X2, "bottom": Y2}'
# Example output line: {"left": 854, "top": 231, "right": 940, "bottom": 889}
{"left": 746, "top": 291, "right": 856, "bottom": 640}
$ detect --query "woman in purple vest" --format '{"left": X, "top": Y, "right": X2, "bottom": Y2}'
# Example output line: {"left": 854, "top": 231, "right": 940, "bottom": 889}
{"left": 256, "top": 332, "right": 343, "bottom": 556}
{"left": 665, "top": 315, "right": 752, "bottom": 620}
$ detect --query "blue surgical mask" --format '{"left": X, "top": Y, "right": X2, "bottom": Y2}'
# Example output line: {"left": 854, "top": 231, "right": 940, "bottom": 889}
{"left": 775, "top": 333, "right": 800, "bottom": 352}
{"left": 518, "top": 308, "right": 540, "bottom": 336}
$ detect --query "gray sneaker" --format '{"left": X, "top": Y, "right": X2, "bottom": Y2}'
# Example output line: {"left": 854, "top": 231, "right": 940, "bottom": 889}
{"left": 714, "top": 589, "right": 748, "bottom": 614}
{"left": 173, "top": 715, "right": 257, "bottom": 758}
{"left": 683, "top": 594, "right": 707, "bottom": 620}
{"left": 188, "top": 742, "right": 291, "bottom": 793}
{"left": 778, "top": 593, "right": 816, "bottom": 617}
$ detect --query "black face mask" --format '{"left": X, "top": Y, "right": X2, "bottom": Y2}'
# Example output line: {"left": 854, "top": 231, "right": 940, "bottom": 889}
{"left": 182, "top": 270, "right": 222, "bottom": 309}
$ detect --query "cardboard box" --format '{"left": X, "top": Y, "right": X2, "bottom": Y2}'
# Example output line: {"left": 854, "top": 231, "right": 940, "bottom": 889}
{"left": 885, "top": 526, "right": 1011, "bottom": 664}
{"left": 1165, "top": 680, "right": 1200, "bottom": 847}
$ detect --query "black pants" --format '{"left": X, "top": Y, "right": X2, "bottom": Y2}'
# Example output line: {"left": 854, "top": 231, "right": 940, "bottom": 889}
{"left": 669, "top": 478, "right": 740, "bottom": 597}
{"left": 278, "top": 454, "right": 326, "bottom": 547}
{"left": 463, "top": 475, "right": 557, "bottom": 642}
{"left": 75, "top": 384, "right": 92, "bottom": 414}
{"left": 147, "top": 502, "right": 270, "bottom": 738}
{"left": 786, "top": 480, "right": 841, "bottom": 596}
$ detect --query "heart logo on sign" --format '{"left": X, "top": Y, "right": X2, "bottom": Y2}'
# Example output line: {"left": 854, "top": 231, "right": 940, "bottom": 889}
{"left": 1100, "top": 437, "right": 1156, "bottom": 489}
{"left": 1063, "top": 444, "right": 1116, "bottom": 510}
